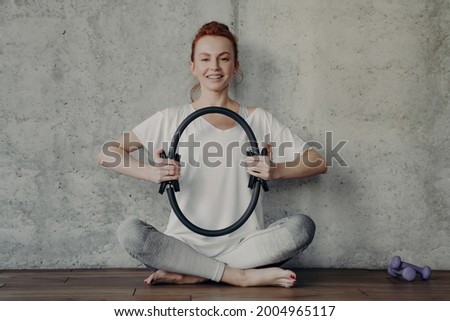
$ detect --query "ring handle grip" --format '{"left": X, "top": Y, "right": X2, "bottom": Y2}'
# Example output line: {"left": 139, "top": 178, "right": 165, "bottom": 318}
{"left": 260, "top": 148, "right": 270, "bottom": 192}
{"left": 158, "top": 150, "right": 180, "bottom": 194}
{"left": 247, "top": 147, "right": 269, "bottom": 192}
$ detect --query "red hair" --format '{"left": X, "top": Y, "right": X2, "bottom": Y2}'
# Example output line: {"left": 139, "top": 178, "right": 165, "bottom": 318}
{"left": 190, "top": 21, "right": 239, "bottom": 101}
{"left": 190, "top": 21, "right": 239, "bottom": 62}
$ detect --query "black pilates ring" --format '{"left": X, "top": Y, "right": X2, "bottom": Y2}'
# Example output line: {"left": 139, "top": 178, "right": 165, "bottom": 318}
{"left": 158, "top": 106, "right": 269, "bottom": 237}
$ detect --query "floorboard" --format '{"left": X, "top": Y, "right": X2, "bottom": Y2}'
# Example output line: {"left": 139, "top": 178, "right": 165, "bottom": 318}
{"left": 0, "top": 268, "right": 449, "bottom": 301}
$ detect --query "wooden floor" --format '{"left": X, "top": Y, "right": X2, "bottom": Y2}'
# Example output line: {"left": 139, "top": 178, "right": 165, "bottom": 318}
{"left": 0, "top": 268, "right": 449, "bottom": 301}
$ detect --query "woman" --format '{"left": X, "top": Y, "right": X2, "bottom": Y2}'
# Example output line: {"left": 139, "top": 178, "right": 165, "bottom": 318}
{"left": 98, "top": 21, "right": 327, "bottom": 288}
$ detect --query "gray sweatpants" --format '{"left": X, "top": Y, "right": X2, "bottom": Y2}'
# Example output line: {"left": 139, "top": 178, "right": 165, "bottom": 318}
{"left": 117, "top": 214, "right": 315, "bottom": 282}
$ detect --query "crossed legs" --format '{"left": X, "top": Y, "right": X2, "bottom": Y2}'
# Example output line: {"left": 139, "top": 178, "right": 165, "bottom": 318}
{"left": 117, "top": 215, "right": 315, "bottom": 288}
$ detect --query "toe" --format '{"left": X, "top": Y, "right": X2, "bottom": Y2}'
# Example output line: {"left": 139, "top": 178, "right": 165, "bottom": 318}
{"left": 144, "top": 273, "right": 156, "bottom": 285}
{"left": 279, "top": 276, "right": 296, "bottom": 288}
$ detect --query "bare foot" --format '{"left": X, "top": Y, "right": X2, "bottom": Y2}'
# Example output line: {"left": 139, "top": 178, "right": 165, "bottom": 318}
{"left": 222, "top": 267, "right": 297, "bottom": 288}
{"left": 144, "top": 270, "right": 208, "bottom": 285}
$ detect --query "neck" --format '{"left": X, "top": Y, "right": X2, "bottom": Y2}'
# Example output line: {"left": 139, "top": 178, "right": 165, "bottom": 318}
{"left": 193, "top": 90, "right": 236, "bottom": 110}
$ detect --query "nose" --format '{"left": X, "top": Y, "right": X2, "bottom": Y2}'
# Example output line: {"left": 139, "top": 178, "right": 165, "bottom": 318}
{"left": 209, "top": 59, "right": 220, "bottom": 70}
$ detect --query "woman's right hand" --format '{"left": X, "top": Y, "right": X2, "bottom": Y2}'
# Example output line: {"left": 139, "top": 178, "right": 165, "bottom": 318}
{"left": 98, "top": 132, "right": 181, "bottom": 184}
{"left": 149, "top": 148, "right": 181, "bottom": 184}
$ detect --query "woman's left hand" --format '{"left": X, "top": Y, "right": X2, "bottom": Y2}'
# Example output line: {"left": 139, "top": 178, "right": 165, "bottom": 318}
{"left": 244, "top": 144, "right": 275, "bottom": 180}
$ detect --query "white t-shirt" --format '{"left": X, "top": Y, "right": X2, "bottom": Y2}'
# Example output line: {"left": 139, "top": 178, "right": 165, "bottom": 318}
{"left": 132, "top": 104, "right": 307, "bottom": 257}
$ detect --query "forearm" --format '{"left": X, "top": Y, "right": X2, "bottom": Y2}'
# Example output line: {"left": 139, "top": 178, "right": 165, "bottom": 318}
{"left": 97, "top": 146, "right": 152, "bottom": 181}
{"left": 272, "top": 149, "right": 327, "bottom": 180}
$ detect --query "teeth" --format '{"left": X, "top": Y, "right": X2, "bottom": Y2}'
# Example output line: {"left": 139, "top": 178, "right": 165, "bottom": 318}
{"left": 207, "top": 75, "right": 222, "bottom": 79}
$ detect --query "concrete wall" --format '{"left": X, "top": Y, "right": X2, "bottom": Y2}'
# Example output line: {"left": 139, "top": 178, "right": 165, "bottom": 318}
{"left": 1, "top": 0, "right": 449, "bottom": 269}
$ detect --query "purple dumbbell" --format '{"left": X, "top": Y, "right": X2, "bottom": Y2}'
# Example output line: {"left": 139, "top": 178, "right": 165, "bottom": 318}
{"left": 400, "top": 260, "right": 431, "bottom": 280}
{"left": 387, "top": 265, "right": 417, "bottom": 281}
{"left": 389, "top": 256, "right": 402, "bottom": 269}
{"left": 389, "top": 256, "right": 432, "bottom": 280}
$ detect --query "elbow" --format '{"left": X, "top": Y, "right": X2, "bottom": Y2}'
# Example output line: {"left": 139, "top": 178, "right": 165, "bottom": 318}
{"left": 313, "top": 158, "right": 327, "bottom": 175}
{"left": 97, "top": 150, "right": 105, "bottom": 166}
{"left": 305, "top": 149, "right": 327, "bottom": 175}
{"left": 318, "top": 154, "right": 328, "bottom": 174}
{"left": 320, "top": 162, "right": 328, "bottom": 174}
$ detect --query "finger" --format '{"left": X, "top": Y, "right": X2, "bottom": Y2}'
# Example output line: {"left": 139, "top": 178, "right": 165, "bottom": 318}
{"left": 162, "top": 165, "right": 177, "bottom": 175}
{"left": 161, "top": 165, "right": 181, "bottom": 179}
{"left": 247, "top": 169, "right": 266, "bottom": 181}
{"left": 246, "top": 168, "right": 261, "bottom": 176}
{"left": 155, "top": 150, "right": 181, "bottom": 168}
{"left": 155, "top": 148, "right": 165, "bottom": 159}
{"left": 154, "top": 148, "right": 167, "bottom": 165}
{"left": 165, "top": 158, "right": 181, "bottom": 168}
{"left": 248, "top": 157, "right": 270, "bottom": 169}
{"left": 264, "top": 143, "right": 273, "bottom": 159}
{"left": 244, "top": 157, "right": 259, "bottom": 167}
{"left": 247, "top": 166, "right": 270, "bottom": 180}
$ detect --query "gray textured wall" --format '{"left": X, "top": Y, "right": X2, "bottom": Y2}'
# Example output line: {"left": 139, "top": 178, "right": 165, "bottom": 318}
{"left": 1, "top": 0, "right": 449, "bottom": 270}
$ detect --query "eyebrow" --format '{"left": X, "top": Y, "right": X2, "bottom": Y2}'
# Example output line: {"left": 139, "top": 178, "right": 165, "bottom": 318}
{"left": 198, "top": 51, "right": 231, "bottom": 56}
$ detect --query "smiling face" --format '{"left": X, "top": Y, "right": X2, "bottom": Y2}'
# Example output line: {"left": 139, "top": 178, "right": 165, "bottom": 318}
{"left": 190, "top": 36, "right": 239, "bottom": 96}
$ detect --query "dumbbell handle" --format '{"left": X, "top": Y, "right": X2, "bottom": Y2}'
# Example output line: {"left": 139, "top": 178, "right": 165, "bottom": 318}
{"left": 387, "top": 266, "right": 416, "bottom": 281}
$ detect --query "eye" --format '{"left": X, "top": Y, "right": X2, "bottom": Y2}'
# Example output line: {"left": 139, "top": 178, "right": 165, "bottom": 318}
{"left": 221, "top": 57, "right": 230, "bottom": 62}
